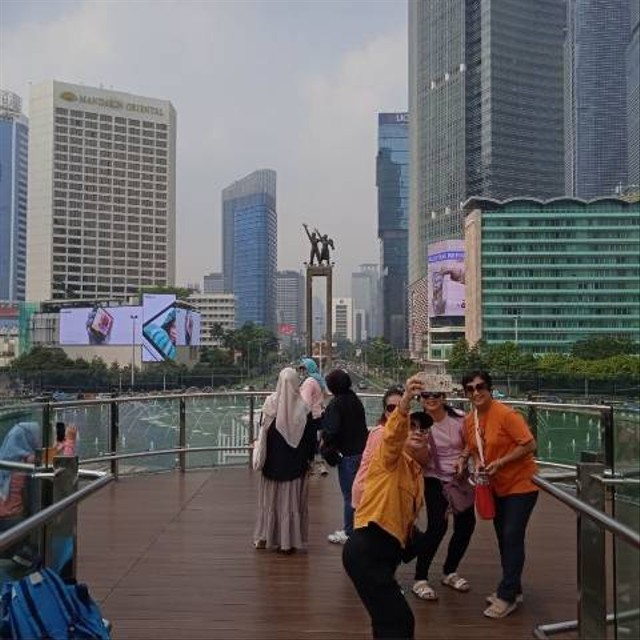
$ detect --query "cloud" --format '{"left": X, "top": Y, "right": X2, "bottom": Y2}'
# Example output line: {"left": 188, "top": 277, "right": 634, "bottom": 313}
{"left": 0, "top": 0, "right": 407, "bottom": 296}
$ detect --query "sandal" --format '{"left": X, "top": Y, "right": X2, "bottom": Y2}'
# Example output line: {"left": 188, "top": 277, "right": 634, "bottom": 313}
{"left": 441, "top": 572, "right": 470, "bottom": 592}
{"left": 412, "top": 580, "right": 438, "bottom": 601}
{"left": 483, "top": 597, "right": 518, "bottom": 619}
{"left": 486, "top": 592, "right": 523, "bottom": 605}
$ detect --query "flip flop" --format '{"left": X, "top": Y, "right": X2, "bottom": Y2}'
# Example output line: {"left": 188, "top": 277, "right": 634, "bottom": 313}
{"left": 483, "top": 598, "right": 518, "bottom": 619}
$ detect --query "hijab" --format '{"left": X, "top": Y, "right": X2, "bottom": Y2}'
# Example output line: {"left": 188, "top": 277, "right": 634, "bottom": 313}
{"left": 325, "top": 369, "right": 353, "bottom": 395}
{"left": 265, "top": 367, "right": 309, "bottom": 448}
{"left": 300, "top": 357, "right": 327, "bottom": 391}
{"left": 0, "top": 421, "right": 40, "bottom": 501}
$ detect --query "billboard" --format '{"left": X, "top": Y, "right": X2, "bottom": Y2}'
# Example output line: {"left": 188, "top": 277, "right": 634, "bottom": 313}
{"left": 427, "top": 240, "right": 465, "bottom": 318}
{"left": 59, "top": 306, "right": 142, "bottom": 345}
{"left": 142, "top": 294, "right": 201, "bottom": 362}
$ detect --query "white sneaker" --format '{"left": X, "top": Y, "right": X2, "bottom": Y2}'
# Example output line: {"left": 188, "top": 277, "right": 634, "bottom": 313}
{"left": 327, "top": 530, "right": 349, "bottom": 544}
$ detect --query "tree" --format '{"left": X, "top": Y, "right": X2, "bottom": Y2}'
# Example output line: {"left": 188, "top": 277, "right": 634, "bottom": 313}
{"left": 447, "top": 339, "right": 471, "bottom": 373}
{"left": 571, "top": 335, "right": 639, "bottom": 360}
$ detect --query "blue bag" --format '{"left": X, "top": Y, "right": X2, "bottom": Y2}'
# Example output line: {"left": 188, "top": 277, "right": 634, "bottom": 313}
{"left": 0, "top": 568, "right": 110, "bottom": 639}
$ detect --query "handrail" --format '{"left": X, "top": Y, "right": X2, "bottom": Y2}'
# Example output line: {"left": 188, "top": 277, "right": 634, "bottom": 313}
{"left": 0, "top": 459, "right": 37, "bottom": 472}
{"left": 0, "top": 472, "right": 113, "bottom": 552}
{"left": 80, "top": 445, "right": 250, "bottom": 465}
{"left": 533, "top": 475, "right": 640, "bottom": 548}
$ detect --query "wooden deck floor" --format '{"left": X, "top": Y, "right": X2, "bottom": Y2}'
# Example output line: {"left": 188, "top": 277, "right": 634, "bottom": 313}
{"left": 77, "top": 467, "right": 578, "bottom": 639}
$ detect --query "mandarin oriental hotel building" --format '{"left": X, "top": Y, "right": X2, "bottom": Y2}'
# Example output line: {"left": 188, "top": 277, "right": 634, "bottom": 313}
{"left": 26, "top": 81, "right": 176, "bottom": 301}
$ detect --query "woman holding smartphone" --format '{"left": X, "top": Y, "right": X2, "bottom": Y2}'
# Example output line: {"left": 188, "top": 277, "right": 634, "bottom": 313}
{"left": 412, "top": 375, "right": 475, "bottom": 602}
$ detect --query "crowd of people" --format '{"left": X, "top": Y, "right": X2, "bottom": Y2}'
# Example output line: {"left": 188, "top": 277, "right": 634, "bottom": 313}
{"left": 252, "top": 361, "right": 538, "bottom": 639}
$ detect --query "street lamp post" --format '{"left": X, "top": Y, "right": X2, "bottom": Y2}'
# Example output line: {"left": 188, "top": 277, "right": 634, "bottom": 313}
{"left": 131, "top": 314, "right": 138, "bottom": 389}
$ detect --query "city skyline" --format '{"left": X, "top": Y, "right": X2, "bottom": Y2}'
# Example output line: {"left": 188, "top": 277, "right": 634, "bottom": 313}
{"left": 0, "top": 0, "right": 408, "bottom": 297}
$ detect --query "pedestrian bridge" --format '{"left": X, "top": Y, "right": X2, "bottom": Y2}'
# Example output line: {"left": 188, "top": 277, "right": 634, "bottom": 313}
{"left": 0, "top": 392, "right": 637, "bottom": 639}
{"left": 77, "top": 466, "right": 577, "bottom": 640}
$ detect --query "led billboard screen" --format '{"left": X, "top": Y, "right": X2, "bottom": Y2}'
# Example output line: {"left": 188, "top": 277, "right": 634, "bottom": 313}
{"left": 427, "top": 239, "right": 465, "bottom": 318}
{"left": 59, "top": 306, "right": 142, "bottom": 345}
{"left": 142, "top": 294, "right": 201, "bottom": 361}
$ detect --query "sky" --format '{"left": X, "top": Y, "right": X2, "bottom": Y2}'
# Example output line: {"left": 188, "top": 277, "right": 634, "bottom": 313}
{"left": 0, "top": 0, "right": 408, "bottom": 296}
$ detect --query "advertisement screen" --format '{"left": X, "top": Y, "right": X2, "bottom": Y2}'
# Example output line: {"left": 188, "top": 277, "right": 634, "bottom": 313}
{"left": 142, "top": 294, "right": 177, "bottom": 362}
{"left": 175, "top": 308, "right": 201, "bottom": 346}
{"left": 59, "top": 306, "right": 142, "bottom": 345}
{"left": 427, "top": 240, "right": 465, "bottom": 318}
{"left": 142, "top": 294, "right": 201, "bottom": 361}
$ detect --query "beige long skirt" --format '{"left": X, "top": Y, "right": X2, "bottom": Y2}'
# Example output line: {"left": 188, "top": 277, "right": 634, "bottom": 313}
{"left": 253, "top": 473, "right": 309, "bottom": 551}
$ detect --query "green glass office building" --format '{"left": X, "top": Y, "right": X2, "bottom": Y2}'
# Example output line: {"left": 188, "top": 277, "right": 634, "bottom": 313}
{"left": 464, "top": 198, "right": 640, "bottom": 354}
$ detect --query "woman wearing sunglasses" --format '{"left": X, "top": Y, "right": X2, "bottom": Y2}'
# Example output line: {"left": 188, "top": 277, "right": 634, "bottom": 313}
{"left": 351, "top": 387, "right": 404, "bottom": 511}
{"left": 460, "top": 370, "right": 538, "bottom": 619}
{"left": 412, "top": 375, "right": 475, "bottom": 602}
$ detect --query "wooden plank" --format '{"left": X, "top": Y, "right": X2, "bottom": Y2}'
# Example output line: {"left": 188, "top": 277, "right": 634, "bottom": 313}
{"left": 77, "top": 468, "right": 578, "bottom": 639}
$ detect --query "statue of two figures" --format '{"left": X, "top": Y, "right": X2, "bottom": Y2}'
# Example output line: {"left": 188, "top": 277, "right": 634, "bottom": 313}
{"left": 303, "top": 223, "right": 335, "bottom": 266}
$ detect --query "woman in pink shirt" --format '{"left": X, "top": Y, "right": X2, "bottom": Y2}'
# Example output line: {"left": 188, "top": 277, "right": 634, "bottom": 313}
{"left": 298, "top": 357, "right": 327, "bottom": 476}
{"left": 351, "top": 387, "right": 404, "bottom": 510}
{"left": 412, "top": 377, "right": 476, "bottom": 602}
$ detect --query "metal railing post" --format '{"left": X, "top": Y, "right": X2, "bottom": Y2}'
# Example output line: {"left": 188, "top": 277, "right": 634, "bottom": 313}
{"left": 577, "top": 457, "right": 606, "bottom": 640}
{"left": 248, "top": 394, "right": 256, "bottom": 469}
{"left": 528, "top": 403, "right": 538, "bottom": 442}
{"left": 110, "top": 400, "right": 119, "bottom": 478}
{"left": 600, "top": 406, "right": 615, "bottom": 472}
{"left": 41, "top": 402, "right": 52, "bottom": 450}
{"left": 44, "top": 456, "right": 79, "bottom": 581}
{"left": 178, "top": 397, "right": 186, "bottom": 473}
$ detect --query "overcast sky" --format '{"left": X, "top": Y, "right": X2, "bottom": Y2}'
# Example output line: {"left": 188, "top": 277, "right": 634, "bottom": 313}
{"left": 1, "top": 0, "right": 407, "bottom": 296}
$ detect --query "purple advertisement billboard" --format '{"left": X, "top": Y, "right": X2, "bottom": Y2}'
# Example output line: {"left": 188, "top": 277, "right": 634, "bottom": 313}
{"left": 59, "top": 306, "right": 142, "bottom": 345}
{"left": 427, "top": 240, "right": 465, "bottom": 318}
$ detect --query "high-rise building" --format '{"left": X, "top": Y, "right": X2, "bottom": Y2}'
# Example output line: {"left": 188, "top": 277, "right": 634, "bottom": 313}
{"left": 332, "top": 297, "right": 353, "bottom": 342}
{"left": 0, "top": 91, "right": 28, "bottom": 301}
{"left": 351, "top": 264, "right": 381, "bottom": 343}
{"left": 187, "top": 292, "right": 236, "bottom": 347}
{"left": 377, "top": 112, "right": 408, "bottom": 348}
{"left": 222, "top": 169, "right": 276, "bottom": 329}
{"left": 26, "top": 81, "right": 176, "bottom": 301}
{"left": 408, "top": 0, "right": 565, "bottom": 360}
{"left": 203, "top": 272, "right": 225, "bottom": 294}
{"left": 565, "top": 0, "right": 630, "bottom": 198}
{"left": 628, "top": 0, "right": 640, "bottom": 191}
{"left": 276, "top": 270, "right": 304, "bottom": 338}
{"left": 464, "top": 197, "right": 640, "bottom": 354}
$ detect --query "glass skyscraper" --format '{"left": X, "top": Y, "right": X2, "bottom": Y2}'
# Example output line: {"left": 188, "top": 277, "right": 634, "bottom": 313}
{"left": 222, "top": 169, "right": 277, "bottom": 330}
{"left": 565, "top": 0, "right": 630, "bottom": 198}
{"left": 465, "top": 198, "right": 640, "bottom": 354}
{"left": 628, "top": 0, "right": 640, "bottom": 191}
{"left": 408, "top": 0, "right": 565, "bottom": 359}
{"left": 377, "top": 112, "right": 408, "bottom": 348}
{"left": 0, "top": 91, "right": 28, "bottom": 301}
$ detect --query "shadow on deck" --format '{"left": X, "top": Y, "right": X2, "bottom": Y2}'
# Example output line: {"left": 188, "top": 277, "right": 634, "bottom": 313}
{"left": 78, "top": 467, "right": 577, "bottom": 639}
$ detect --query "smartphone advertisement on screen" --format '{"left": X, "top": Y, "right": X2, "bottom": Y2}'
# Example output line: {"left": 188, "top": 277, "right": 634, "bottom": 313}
{"left": 59, "top": 306, "right": 142, "bottom": 345}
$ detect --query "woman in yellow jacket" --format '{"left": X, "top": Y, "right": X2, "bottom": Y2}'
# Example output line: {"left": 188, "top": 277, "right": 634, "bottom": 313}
{"left": 342, "top": 375, "right": 430, "bottom": 640}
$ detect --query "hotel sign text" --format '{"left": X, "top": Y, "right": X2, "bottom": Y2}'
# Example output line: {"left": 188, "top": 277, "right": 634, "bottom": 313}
{"left": 60, "top": 91, "right": 164, "bottom": 116}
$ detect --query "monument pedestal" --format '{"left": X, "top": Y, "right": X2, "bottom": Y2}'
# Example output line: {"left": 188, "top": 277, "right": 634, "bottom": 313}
{"left": 305, "top": 264, "right": 333, "bottom": 370}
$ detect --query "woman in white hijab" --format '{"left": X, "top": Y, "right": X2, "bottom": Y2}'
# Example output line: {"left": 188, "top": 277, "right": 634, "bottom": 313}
{"left": 253, "top": 367, "right": 317, "bottom": 553}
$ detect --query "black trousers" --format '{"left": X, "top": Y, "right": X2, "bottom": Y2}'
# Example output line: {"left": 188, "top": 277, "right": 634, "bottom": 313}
{"left": 414, "top": 477, "right": 476, "bottom": 581}
{"left": 342, "top": 524, "right": 415, "bottom": 640}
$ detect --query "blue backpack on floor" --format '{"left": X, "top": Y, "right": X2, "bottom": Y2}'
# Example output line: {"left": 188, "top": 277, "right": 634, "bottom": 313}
{"left": 0, "top": 568, "right": 110, "bottom": 639}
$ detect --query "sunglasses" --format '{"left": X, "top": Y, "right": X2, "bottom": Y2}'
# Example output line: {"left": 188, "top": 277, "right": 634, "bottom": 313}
{"left": 420, "top": 392, "right": 443, "bottom": 400}
{"left": 385, "top": 403, "right": 397, "bottom": 413}
{"left": 464, "top": 382, "right": 489, "bottom": 394}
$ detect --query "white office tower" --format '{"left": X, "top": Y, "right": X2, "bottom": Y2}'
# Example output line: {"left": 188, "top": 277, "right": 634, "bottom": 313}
{"left": 26, "top": 81, "right": 176, "bottom": 301}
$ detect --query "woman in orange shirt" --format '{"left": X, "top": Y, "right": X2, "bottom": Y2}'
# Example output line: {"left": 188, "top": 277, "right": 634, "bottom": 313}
{"left": 459, "top": 370, "right": 538, "bottom": 619}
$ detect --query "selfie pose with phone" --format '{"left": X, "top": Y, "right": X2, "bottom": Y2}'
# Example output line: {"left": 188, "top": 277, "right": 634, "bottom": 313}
{"left": 342, "top": 374, "right": 430, "bottom": 640}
